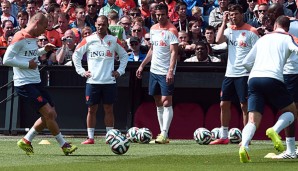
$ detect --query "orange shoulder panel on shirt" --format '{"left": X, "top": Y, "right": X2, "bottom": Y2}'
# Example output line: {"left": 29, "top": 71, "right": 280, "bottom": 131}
{"left": 75, "top": 38, "right": 87, "bottom": 50}
{"left": 116, "top": 38, "right": 123, "bottom": 47}
{"left": 230, "top": 23, "right": 259, "bottom": 36}
{"left": 10, "top": 30, "right": 28, "bottom": 45}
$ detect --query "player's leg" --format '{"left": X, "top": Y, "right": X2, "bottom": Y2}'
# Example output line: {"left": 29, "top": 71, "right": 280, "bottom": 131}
{"left": 102, "top": 83, "right": 118, "bottom": 133}
{"left": 82, "top": 83, "right": 100, "bottom": 144}
{"left": 239, "top": 77, "right": 264, "bottom": 163}
{"left": 210, "top": 77, "right": 234, "bottom": 145}
{"left": 235, "top": 76, "right": 249, "bottom": 127}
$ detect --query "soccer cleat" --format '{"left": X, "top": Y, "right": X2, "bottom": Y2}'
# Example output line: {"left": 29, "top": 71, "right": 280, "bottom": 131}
{"left": 17, "top": 138, "right": 34, "bottom": 155}
{"left": 81, "top": 138, "right": 94, "bottom": 144}
{"left": 62, "top": 143, "right": 78, "bottom": 155}
{"left": 150, "top": 137, "right": 170, "bottom": 144}
{"left": 155, "top": 134, "right": 168, "bottom": 144}
{"left": 271, "top": 152, "right": 297, "bottom": 159}
{"left": 296, "top": 148, "right": 298, "bottom": 156}
{"left": 209, "top": 138, "right": 229, "bottom": 145}
{"left": 266, "top": 128, "right": 285, "bottom": 152}
{"left": 239, "top": 146, "right": 251, "bottom": 163}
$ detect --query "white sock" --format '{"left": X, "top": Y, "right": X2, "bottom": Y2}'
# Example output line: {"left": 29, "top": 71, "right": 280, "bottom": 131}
{"left": 106, "top": 127, "right": 114, "bottom": 133}
{"left": 87, "top": 128, "right": 95, "bottom": 139}
{"left": 161, "top": 106, "right": 173, "bottom": 138}
{"left": 55, "top": 132, "right": 66, "bottom": 147}
{"left": 157, "top": 106, "right": 164, "bottom": 132}
{"left": 286, "top": 137, "right": 296, "bottom": 154}
{"left": 24, "top": 127, "right": 39, "bottom": 142}
{"left": 241, "top": 122, "right": 256, "bottom": 148}
{"left": 220, "top": 126, "right": 229, "bottom": 139}
{"left": 272, "top": 112, "right": 294, "bottom": 134}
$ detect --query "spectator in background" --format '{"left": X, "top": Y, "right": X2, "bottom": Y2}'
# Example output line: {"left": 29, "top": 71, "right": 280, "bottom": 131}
{"left": 209, "top": 0, "right": 228, "bottom": 29}
{"left": 99, "top": 0, "right": 123, "bottom": 18}
{"left": 11, "top": 0, "right": 27, "bottom": 18}
{"left": 244, "top": 0, "right": 257, "bottom": 23}
{"left": 188, "top": 20, "right": 204, "bottom": 44}
{"left": 37, "top": 34, "right": 57, "bottom": 65}
{"left": 144, "top": 32, "right": 151, "bottom": 48}
{"left": 178, "top": 30, "right": 195, "bottom": 61}
{"left": 182, "top": 0, "right": 203, "bottom": 16}
{"left": 0, "top": 20, "right": 14, "bottom": 58}
{"left": 271, "top": 0, "right": 293, "bottom": 17}
{"left": 13, "top": 11, "right": 28, "bottom": 34}
{"left": 108, "top": 11, "right": 126, "bottom": 40}
{"left": 26, "top": 0, "right": 38, "bottom": 20}
{"left": 81, "top": 26, "right": 92, "bottom": 38}
{"left": 165, "top": 0, "right": 178, "bottom": 22}
{"left": 248, "top": 3, "right": 268, "bottom": 28}
{"left": 69, "top": 6, "right": 96, "bottom": 37}
{"left": 60, "top": 0, "right": 76, "bottom": 23}
{"left": 56, "top": 13, "right": 70, "bottom": 38}
{"left": 285, "top": 0, "right": 296, "bottom": 14}
{"left": 139, "top": 0, "right": 150, "bottom": 19}
{"left": 44, "top": 13, "right": 62, "bottom": 47}
{"left": 40, "top": 0, "right": 56, "bottom": 13}
{"left": 192, "top": 6, "right": 208, "bottom": 31}
{"left": 85, "top": 0, "right": 99, "bottom": 27}
{"left": 127, "top": 24, "right": 145, "bottom": 50}
{"left": 132, "top": 16, "right": 149, "bottom": 34}
{"left": 128, "top": 37, "right": 146, "bottom": 62}
{"left": 56, "top": 29, "right": 76, "bottom": 65}
{"left": 119, "top": 15, "right": 132, "bottom": 38}
{"left": 173, "top": 1, "right": 190, "bottom": 32}
{"left": 205, "top": 25, "right": 227, "bottom": 52}
{"left": 145, "top": 2, "right": 158, "bottom": 28}
{"left": 129, "top": 8, "right": 142, "bottom": 20}
{"left": 47, "top": 3, "right": 61, "bottom": 26}
{"left": 184, "top": 41, "right": 221, "bottom": 62}
{"left": 115, "top": 0, "right": 136, "bottom": 15}
{"left": 1, "top": 1, "right": 18, "bottom": 27}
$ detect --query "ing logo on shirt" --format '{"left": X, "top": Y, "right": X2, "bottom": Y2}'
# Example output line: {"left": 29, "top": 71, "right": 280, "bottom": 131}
{"left": 90, "top": 50, "right": 113, "bottom": 57}
{"left": 151, "top": 40, "right": 167, "bottom": 47}
{"left": 24, "top": 50, "right": 38, "bottom": 56}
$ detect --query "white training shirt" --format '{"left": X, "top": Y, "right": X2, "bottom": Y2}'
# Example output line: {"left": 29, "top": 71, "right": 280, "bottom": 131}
{"left": 72, "top": 34, "right": 128, "bottom": 84}
{"left": 149, "top": 22, "right": 179, "bottom": 75}
{"left": 3, "top": 30, "right": 47, "bottom": 86}
{"left": 284, "top": 20, "right": 298, "bottom": 74}
{"left": 242, "top": 28, "right": 298, "bottom": 82}
{"left": 224, "top": 23, "right": 259, "bottom": 77}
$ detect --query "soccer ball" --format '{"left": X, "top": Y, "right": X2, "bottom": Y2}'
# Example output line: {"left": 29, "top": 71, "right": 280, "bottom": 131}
{"left": 228, "top": 128, "right": 242, "bottom": 143}
{"left": 109, "top": 134, "right": 130, "bottom": 155}
{"left": 211, "top": 127, "right": 220, "bottom": 141}
{"left": 136, "top": 128, "right": 152, "bottom": 144}
{"left": 193, "top": 128, "right": 212, "bottom": 145}
{"left": 105, "top": 129, "right": 122, "bottom": 145}
{"left": 126, "top": 127, "right": 139, "bottom": 143}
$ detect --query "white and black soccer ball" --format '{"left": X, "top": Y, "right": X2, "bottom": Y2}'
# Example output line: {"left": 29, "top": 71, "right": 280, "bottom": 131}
{"left": 105, "top": 129, "right": 122, "bottom": 145}
{"left": 136, "top": 128, "right": 152, "bottom": 144}
{"left": 211, "top": 127, "right": 220, "bottom": 141}
{"left": 126, "top": 127, "right": 139, "bottom": 143}
{"left": 193, "top": 128, "right": 212, "bottom": 145}
{"left": 109, "top": 134, "right": 130, "bottom": 155}
{"left": 228, "top": 128, "right": 242, "bottom": 143}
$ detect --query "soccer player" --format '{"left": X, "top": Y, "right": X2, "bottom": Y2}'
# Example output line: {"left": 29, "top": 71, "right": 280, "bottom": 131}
{"left": 3, "top": 13, "right": 78, "bottom": 156}
{"left": 136, "top": 4, "right": 179, "bottom": 144}
{"left": 239, "top": 16, "right": 298, "bottom": 163}
{"left": 209, "top": 4, "right": 259, "bottom": 145}
{"left": 72, "top": 15, "right": 128, "bottom": 145}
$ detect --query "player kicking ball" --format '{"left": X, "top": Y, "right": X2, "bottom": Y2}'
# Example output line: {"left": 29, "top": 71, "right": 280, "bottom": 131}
{"left": 239, "top": 16, "right": 298, "bottom": 163}
{"left": 3, "top": 13, "right": 78, "bottom": 156}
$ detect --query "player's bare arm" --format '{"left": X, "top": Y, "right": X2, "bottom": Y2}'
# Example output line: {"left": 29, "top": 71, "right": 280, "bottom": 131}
{"left": 167, "top": 43, "right": 178, "bottom": 84}
{"left": 216, "top": 11, "right": 229, "bottom": 44}
{"left": 136, "top": 46, "right": 153, "bottom": 79}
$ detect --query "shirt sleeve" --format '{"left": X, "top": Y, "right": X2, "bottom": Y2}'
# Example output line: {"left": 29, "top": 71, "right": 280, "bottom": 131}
{"left": 115, "top": 39, "right": 128, "bottom": 76}
{"left": 3, "top": 40, "right": 29, "bottom": 69}
{"left": 72, "top": 38, "right": 88, "bottom": 77}
{"left": 242, "top": 42, "right": 257, "bottom": 72}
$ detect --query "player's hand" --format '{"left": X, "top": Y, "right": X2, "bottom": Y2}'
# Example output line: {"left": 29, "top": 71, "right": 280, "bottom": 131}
{"left": 28, "top": 58, "right": 38, "bottom": 69}
{"left": 166, "top": 70, "right": 174, "bottom": 85}
{"left": 222, "top": 11, "right": 229, "bottom": 24}
{"left": 44, "top": 43, "right": 56, "bottom": 52}
{"left": 112, "top": 71, "right": 120, "bottom": 78}
{"left": 136, "top": 66, "right": 143, "bottom": 79}
{"left": 84, "top": 71, "right": 92, "bottom": 78}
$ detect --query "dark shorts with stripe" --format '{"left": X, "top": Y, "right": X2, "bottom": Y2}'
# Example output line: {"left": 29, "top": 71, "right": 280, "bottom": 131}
{"left": 220, "top": 76, "right": 248, "bottom": 103}
{"left": 284, "top": 74, "right": 298, "bottom": 102}
{"left": 85, "top": 83, "right": 117, "bottom": 106}
{"left": 148, "top": 72, "right": 174, "bottom": 96}
{"left": 15, "top": 83, "right": 54, "bottom": 111}
{"left": 248, "top": 77, "right": 293, "bottom": 114}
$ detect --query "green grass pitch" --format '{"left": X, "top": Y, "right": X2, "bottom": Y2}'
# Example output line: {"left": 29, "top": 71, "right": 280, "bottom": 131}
{"left": 0, "top": 136, "right": 297, "bottom": 171}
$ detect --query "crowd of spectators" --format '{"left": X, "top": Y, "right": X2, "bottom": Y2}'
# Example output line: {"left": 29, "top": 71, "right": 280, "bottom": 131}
{"left": 0, "top": 0, "right": 297, "bottom": 65}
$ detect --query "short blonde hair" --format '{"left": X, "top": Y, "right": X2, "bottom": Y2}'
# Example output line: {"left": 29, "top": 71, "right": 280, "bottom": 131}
{"left": 191, "top": 6, "right": 201, "bottom": 16}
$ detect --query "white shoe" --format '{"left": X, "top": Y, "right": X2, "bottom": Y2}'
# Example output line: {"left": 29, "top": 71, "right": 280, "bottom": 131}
{"left": 272, "top": 151, "right": 297, "bottom": 159}
{"left": 296, "top": 148, "right": 298, "bottom": 156}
